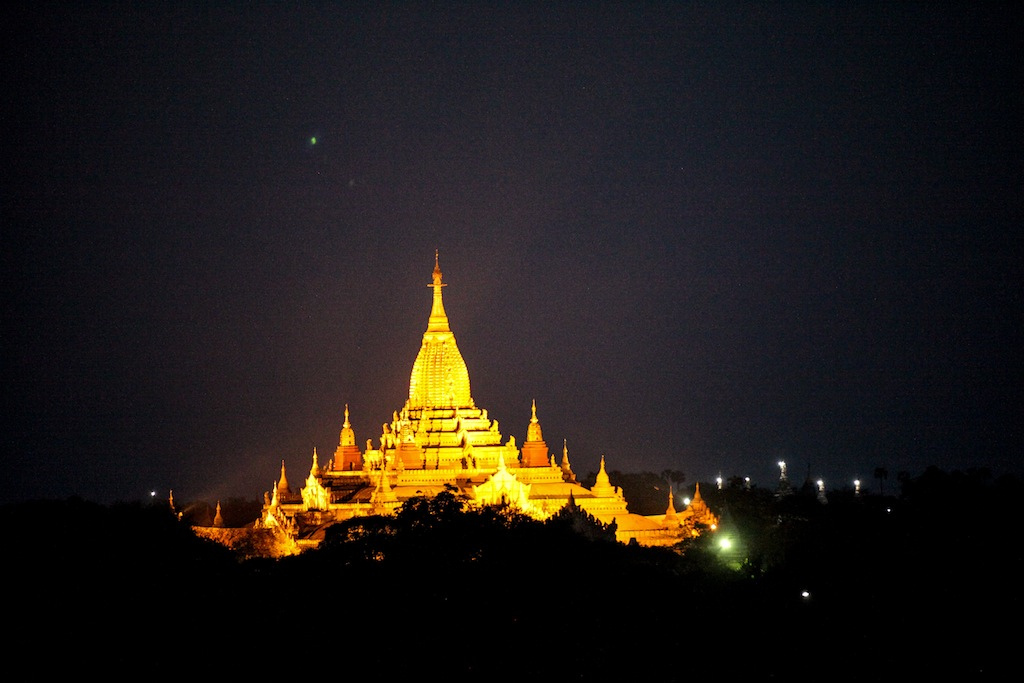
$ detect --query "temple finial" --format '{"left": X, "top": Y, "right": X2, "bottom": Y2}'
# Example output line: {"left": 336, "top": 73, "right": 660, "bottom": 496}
{"left": 426, "top": 251, "right": 450, "bottom": 332}
{"left": 530, "top": 399, "right": 538, "bottom": 423}
{"left": 432, "top": 250, "right": 443, "bottom": 286}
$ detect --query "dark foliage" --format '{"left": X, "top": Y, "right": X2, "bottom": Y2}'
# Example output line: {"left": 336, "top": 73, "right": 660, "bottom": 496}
{"left": 6, "top": 467, "right": 1020, "bottom": 680}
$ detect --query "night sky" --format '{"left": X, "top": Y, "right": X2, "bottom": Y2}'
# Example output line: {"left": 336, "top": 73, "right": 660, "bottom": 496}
{"left": 3, "top": 3, "right": 1021, "bottom": 506}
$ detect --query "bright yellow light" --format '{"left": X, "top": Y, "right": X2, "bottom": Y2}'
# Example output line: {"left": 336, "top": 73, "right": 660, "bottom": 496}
{"left": 719, "top": 537, "right": 732, "bottom": 550}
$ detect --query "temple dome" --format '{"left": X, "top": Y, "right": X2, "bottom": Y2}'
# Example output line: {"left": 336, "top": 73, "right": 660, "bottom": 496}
{"left": 408, "top": 253, "right": 473, "bottom": 409}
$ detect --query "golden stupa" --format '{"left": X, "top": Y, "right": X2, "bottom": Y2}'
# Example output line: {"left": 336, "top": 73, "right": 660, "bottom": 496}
{"left": 237, "top": 253, "right": 711, "bottom": 553}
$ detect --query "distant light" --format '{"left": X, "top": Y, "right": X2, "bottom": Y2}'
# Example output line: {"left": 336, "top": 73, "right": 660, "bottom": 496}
{"left": 719, "top": 538, "right": 732, "bottom": 550}
{"left": 682, "top": 497, "right": 691, "bottom": 506}
{"left": 310, "top": 136, "right": 317, "bottom": 145}
{"left": 150, "top": 490, "right": 156, "bottom": 497}
{"left": 801, "top": 590, "right": 810, "bottom": 599}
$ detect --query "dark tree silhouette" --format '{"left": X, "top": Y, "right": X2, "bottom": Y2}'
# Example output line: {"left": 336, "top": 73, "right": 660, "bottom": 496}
{"left": 874, "top": 466, "right": 889, "bottom": 495}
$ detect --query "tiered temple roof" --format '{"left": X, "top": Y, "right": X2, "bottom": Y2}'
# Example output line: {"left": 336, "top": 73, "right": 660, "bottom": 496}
{"left": 254, "top": 254, "right": 702, "bottom": 550}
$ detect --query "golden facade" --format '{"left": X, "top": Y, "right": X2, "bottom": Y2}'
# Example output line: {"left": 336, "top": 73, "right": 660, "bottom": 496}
{"left": 252, "top": 254, "right": 711, "bottom": 552}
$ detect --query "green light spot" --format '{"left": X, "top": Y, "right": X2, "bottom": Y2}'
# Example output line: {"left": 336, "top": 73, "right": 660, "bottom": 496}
{"left": 310, "top": 137, "right": 317, "bottom": 145}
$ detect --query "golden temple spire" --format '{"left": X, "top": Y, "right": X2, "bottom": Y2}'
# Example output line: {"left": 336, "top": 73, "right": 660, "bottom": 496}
{"left": 336, "top": 404, "right": 362, "bottom": 470}
{"left": 409, "top": 252, "right": 473, "bottom": 408}
{"left": 692, "top": 482, "right": 704, "bottom": 504}
{"left": 664, "top": 490, "right": 679, "bottom": 526}
{"left": 526, "top": 399, "right": 543, "bottom": 442}
{"left": 213, "top": 501, "right": 224, "bottom": 527}
{"left": 426, "top": 249, "right": 450, "bottom": 333}
{"left": 592, "top": 455, "right": 615, "bottom": 496}
{"left": 339, "top": 404, "right": 356, "bottom": 447}
{"left": 277, "top": 460, "right": 291, "bottom": 494}
{"left": 560, "top": 439, "right": 576, "bottom": 482}
{"left": 521, "top": 399, "right": 548, "bottom": 466}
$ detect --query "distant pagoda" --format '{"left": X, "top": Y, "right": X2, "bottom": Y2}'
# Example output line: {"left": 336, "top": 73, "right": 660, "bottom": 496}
{"left": 210, "top": 253, "right": 714, "bottom": 554}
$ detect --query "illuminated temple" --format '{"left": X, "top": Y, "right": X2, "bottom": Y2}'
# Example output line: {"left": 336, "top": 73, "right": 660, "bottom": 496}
{"left": 223, "top": 254, "right": 716, "bottom": 554}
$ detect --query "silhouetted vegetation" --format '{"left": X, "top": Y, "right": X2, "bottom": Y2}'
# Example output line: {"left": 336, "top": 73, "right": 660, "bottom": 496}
{"left": 6, "top": 466, "right": 1019, "bottom": 680}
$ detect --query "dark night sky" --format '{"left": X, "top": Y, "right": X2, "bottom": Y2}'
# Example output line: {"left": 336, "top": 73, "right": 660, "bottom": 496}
{"left": 3, "top": 2, "right": 1021, "bottom": 505}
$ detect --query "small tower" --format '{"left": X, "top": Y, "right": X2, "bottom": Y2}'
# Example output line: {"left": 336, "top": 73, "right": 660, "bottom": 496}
{"left": 663, "top": 490, "right": 679, "bottom": 526}
{"left": 277, "top": 461, "right": 291, "bottom": 496}
{"left": 679, "top": 482, "right": 719, "bottom": 531}
{"left": 334, "top": 404, "right": 363, "bottom": 471}
{"left": 591, "top": 456, "right": 616, "bottom": 497}
{"left": 560, "top": 439, "right": 577, "bottom": 483}
{"left": 309, "top": 447, "right": 321, "bottom": 477}
{"left": 520, "top": 399, "right": 550, "bottom": 467}
{"left": 213, "top": 501, "right": 224, "bottom": 527}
